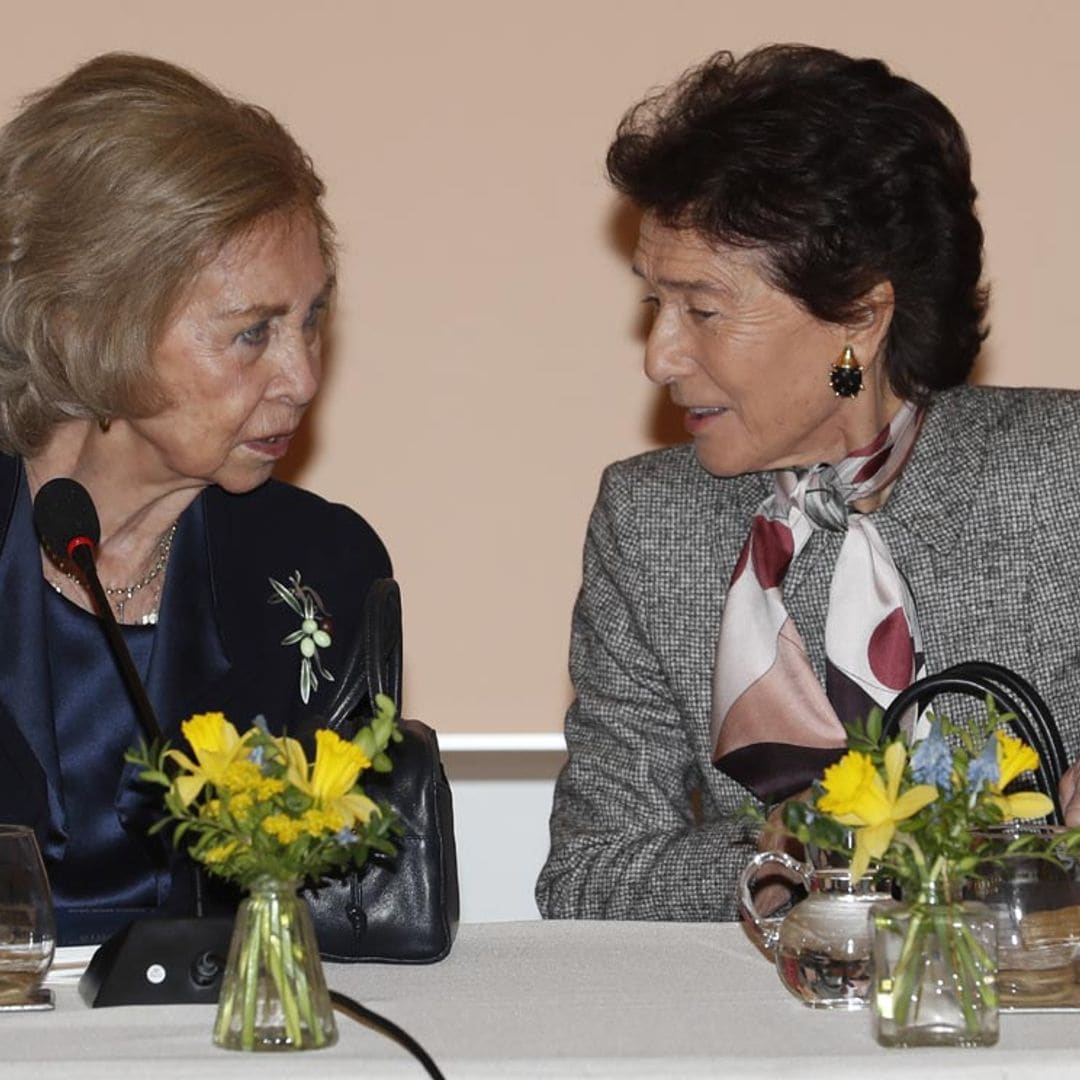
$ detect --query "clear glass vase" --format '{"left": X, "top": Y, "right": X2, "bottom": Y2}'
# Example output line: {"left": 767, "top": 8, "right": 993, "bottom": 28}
{"left": 213, "top": 877, "right": 337, "bottom": 1052}
{"left": 871, "top": 884, "right": 999, "bottom": 1048}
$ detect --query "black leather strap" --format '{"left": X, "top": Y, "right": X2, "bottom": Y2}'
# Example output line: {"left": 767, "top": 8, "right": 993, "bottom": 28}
{"left": 364, "top": 577, "right": 403, "bottom": 710}
{"left": 880, "top": 663, "right": 1066, "bottom": 823}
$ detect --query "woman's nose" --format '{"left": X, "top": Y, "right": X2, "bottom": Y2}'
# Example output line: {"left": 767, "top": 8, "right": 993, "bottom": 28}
{"left": 276, "top": 337, "right": 321, "bottom": 407}
{"left": 643, "top": 310, "right": 694, "bottom": 385}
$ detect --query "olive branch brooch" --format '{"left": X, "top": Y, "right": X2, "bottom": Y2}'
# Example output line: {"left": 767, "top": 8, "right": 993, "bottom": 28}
{"left": 268, "top": 571, "right": 335, "bottom": 704}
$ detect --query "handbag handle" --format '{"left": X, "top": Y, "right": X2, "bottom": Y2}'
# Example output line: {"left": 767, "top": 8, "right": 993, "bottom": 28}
{"left": 880, "top": 662, "right": 1067, "bottom": 824}
{"left": 363, "top": 577, "right": 403, "bottom": 714}
{"left": 318, "top": 577, "right": 403, "bottom": 740}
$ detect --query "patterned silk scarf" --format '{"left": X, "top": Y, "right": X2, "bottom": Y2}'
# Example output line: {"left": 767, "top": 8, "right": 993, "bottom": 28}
{"left": 710, "top": 402, "right": 925, "bottom": 803}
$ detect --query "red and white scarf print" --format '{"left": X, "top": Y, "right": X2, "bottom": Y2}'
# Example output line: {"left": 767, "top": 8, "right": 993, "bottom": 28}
{"left": 710, "top": 402, "right": 925, "bottom": 802}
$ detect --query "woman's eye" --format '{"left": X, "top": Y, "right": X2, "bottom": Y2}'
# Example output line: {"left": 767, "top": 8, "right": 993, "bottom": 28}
{"left": 688, "top": 307, "right": 719, "bottom": 321}
{"left": 640, "top": 295, "right": 660, "bottom": 310}
{"left": 238, "top": 321, "right": 269, "bottom": 347}
{"left": 303, "top": 300, "right": 328, "bottom": 332}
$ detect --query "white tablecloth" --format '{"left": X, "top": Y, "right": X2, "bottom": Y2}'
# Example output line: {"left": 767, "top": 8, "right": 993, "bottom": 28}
{"left": 6, "top": 920, "right": 1080, "bottom": 1078}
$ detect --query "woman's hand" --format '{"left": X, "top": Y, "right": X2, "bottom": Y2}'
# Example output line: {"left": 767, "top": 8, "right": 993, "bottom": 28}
{"left": 1059, "top": 761, "right": 1080, "bottom": 826}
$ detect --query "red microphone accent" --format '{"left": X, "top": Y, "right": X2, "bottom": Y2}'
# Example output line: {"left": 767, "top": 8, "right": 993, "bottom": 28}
{"left": 66, "top": 534, "right": 97, "bottom": 560}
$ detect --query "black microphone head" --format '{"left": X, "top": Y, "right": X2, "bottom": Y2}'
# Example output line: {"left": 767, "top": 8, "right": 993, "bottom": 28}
{"left": 33, "top": 477, "right": 101, "bottom": 561}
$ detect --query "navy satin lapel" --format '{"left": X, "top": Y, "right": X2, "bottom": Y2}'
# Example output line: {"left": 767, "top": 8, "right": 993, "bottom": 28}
{"left": 0, "top": 460, "right": 66, "bottom": 852}
{"left": 116, "top": 494, "right": 231, "bottom": 827}
{"left": 143, "top": 494, "right": 231, "bottom": 738}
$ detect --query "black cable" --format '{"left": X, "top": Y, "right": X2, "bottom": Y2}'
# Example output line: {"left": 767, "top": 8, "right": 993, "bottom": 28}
{"left": 329, "top": 988, "right": 446, "bottom": 1079}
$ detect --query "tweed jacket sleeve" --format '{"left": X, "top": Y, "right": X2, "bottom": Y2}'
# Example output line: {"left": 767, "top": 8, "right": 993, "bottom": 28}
{"left": 536, "top": 452, "right": 767, "bottom": 921}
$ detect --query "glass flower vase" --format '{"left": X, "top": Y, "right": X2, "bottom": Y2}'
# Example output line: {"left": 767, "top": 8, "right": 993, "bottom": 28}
{"left": 871, "top": 884, "right": 999, "bottom": 1048}
{"left": 213, "top": 877, "right": 337, "bottom": 1052}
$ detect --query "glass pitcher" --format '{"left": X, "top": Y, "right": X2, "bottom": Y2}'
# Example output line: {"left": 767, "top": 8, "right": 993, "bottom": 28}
{"left": 739, "top": 850, "right": 891, "bottom": 1010}
{"left": 967, "top": 825, "right": 1080, "bottom": 1009}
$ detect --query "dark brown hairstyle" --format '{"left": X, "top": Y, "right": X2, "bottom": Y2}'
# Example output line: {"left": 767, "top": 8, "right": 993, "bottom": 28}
{"left": 607, "top": 44, "right": 989, "bottom": 401}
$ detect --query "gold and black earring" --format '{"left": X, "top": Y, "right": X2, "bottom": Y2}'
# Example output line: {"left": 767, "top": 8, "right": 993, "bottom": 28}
{"left": 829, "top": 345, "right": 863, "bottom": 398}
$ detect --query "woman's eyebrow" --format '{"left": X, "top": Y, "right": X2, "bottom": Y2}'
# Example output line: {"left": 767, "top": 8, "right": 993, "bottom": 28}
{"left": 214, "top": 278, "right": 336, "bottom": 321}
{"left": 631, "top": 264, "right": 732, "bottom": 295}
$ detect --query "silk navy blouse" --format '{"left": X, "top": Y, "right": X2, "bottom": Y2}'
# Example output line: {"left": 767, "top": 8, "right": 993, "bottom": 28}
{"left": 43, "top": 587, "right": 166, "bottom": 945}
{"left": 7, "top": 476, "right": 173, "bottom": 945}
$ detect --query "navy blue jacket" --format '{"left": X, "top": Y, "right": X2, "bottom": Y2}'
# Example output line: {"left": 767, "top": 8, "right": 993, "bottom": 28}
{"left": 0, "top": 452, "right": 391, "bottom": 893}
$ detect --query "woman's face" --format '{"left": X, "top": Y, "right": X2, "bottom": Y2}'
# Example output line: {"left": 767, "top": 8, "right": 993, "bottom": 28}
{"left": 128, "top": 211, "right": 331, "bottom": 496}
{"left": 633, "top": 214, "right": 889, "bottom": 477}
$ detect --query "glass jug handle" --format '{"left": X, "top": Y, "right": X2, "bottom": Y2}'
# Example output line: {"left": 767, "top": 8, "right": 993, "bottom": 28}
{"left": 737, "top": 850, "right": 811, "bottom": 955}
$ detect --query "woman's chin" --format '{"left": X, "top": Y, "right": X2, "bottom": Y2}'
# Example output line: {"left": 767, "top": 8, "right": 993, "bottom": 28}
{"left": 692, "top": 443, "right": 756, "bottom": 479}
{"left": 211, "top": 462, "right": 278, "bottom": 496}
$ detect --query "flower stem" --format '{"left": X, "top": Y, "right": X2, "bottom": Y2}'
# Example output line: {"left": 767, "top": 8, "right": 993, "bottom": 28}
{"left": 241, "top": 899, "right": 263, "bottom": 1050}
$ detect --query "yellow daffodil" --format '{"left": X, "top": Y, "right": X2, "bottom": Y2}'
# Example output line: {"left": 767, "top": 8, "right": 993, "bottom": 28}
{"left": 988, "top": 731, "right": 1054, "bottom": 821}
{"left": 818, "top": 744, "right": 939, "bottom": 879}
{"left": 165, "top": 712, "right": 249, "bottom": 807}
{"left": 281, "top": 730, "right": 378, "bottom": 826}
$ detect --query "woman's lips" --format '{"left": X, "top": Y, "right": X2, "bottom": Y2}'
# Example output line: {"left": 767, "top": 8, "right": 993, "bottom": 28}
{"left": 246, "top": 433, "right": 293, "bottom": 459}
{"left": 683, "top": 407, "right": 727, "bottom": 435}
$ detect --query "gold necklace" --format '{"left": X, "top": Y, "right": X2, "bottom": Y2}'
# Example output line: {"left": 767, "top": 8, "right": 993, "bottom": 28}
{"left": 45, "top": 521, "right": 178, "bottom": 625}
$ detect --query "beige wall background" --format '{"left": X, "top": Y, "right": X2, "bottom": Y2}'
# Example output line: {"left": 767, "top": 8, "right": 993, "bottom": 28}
{"left": 3, "top": 1, "right": 1078, "bottom": 733}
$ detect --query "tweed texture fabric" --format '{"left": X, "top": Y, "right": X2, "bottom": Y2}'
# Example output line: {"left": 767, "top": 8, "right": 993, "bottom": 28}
{"left": 536, "top": 385, "right": 1080, "bottom": 921}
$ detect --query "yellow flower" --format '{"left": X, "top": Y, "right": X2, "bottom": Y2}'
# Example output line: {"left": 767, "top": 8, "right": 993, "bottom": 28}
{"left": 217, "top": 759, "right": 264, "bottom": 794}
{"left": 818, "top": 744, "right": 939, "bottom": 879}
{"left": 203, "top": 840, "right": 240, "bottom": 864}
{"left": 283, "top": 730, "right": 378, "bottom": 826}
{"left": 262, "top": 814, "right": 305, "bottom": 844}
{"left": 300, "top": 807, "right": 346, "bottom": 837}
{"left": 165, "top": 712, "right": 249, "bottom": 807}
{"left": 228, "top": 790, "right": 254, "bottom": 816}
{"left": 310, "top": 730, "right": 372, "bottom": 800}
{"left": 989, "top": 731, "right": 1054, "bottom": 821}
{"left": 256, "top": 777, "right": 286, "bottom": 800}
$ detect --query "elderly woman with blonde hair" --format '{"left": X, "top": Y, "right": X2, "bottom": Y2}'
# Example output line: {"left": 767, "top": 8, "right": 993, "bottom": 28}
{"left": 0, "top": 54, "right": 390, "bottom": 944}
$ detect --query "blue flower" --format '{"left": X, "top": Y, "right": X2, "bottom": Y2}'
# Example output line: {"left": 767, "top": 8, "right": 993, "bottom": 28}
{"left": 966, "top": 736, "right": 1000, "bottom": 794}
{"left": 910, "top": 720, "right": 953, "bottom": 792}
{"left": 333, "top": 827, "right": 355, "bottom": 847}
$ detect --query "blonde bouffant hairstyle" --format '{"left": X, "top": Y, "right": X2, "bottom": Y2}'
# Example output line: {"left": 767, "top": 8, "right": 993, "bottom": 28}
{"left": 0, "top": 52, "right": 334, "bottom": 456}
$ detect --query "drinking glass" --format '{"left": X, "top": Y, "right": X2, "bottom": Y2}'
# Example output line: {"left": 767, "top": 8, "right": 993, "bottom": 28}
{"left": 0, "top": 825, "right": 55, "bottom": 1009}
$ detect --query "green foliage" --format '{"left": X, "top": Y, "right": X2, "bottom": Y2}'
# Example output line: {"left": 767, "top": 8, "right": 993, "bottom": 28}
{"left": 126, "top": 700, "right": 403, "bottom": 889}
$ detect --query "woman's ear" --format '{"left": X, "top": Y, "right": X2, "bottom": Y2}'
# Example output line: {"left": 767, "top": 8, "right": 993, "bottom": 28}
{"left": 851, "top": 280, "right": 895, "bottom": 360}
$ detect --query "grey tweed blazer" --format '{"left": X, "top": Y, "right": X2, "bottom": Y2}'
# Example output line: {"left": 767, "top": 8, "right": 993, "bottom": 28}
{"left": 536, "top": 385, "right": 1080, "bottom": 921}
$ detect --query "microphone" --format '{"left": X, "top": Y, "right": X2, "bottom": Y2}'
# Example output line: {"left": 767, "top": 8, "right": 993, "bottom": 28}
{"left": 32, "top": 476, "right": 100, "bottom": 567}
{"left": 33, "top": 477, "right": 232, "bottom": 1006}
{"left": 32, "top": 478, "right": 161, "bottom": 745}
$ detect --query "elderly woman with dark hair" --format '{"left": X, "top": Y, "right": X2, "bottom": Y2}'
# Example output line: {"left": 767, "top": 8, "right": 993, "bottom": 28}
{"left": 537, "top": 44, "right": 1080, "bottom": 921}
{"left": 0, "top": 54, "right": 390, "bottom": 943}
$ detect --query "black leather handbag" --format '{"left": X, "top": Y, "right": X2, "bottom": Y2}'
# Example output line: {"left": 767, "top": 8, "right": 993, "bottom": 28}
{"left": 300, "top": 578, "right": 459, "bottom": 963}
{"left": 880, "top": 660, "right": 1068, "bottom": 824}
